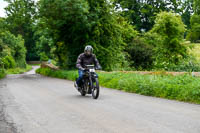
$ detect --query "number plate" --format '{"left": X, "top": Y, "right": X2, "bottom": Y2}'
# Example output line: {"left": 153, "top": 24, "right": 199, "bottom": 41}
{"left": 89, "top": 69, "right": 95, "bottom": 72}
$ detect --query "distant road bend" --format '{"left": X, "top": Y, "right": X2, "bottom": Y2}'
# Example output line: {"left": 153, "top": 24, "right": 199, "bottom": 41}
{"left": 0, "top": 66, "right": 200, "bottom": 133}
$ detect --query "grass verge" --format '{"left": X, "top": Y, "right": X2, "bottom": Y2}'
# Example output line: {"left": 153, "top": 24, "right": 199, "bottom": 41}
{"left": 6, "top": 65, "right": 32, "bottom": 74}
{"left": 36, "top": 68, "right": 200, "bottom": 104}
{"left": 0, "top": 69, "right": 6, "bottom": 79}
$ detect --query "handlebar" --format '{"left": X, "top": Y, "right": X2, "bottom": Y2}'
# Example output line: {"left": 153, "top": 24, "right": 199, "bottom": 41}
{"left": 83, "top": 65, "right": 101, "bottom": 71}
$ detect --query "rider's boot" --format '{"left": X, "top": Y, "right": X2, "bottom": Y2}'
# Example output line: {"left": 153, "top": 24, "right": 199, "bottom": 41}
{"left": 74, "top": 81, "right": 81, "bottom": 91}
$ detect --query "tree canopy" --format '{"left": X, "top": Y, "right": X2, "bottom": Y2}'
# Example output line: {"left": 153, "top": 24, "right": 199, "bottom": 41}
{"left": 1, "top": 0, "right": 199, "bottom": 71}
{"left": 4, "top": 0, "right": 38, "bottom": 61}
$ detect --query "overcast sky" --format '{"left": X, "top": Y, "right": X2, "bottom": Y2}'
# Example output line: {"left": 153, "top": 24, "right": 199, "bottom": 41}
{"left": 0, "top": 0, "right": 8, "bottom": 17}
{"left": 0, "top": 0, "right": 38, "bottom": 17}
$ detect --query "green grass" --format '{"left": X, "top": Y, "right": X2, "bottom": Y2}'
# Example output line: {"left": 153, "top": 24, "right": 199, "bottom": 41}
{"left": 0, "top": 69, "right": 6, "bottom": 79}
{"left": 6, "top": 65, "right": 32, "bottom": 74}
{"left": 36, "top": 68, "right": 200, "bottom": 104}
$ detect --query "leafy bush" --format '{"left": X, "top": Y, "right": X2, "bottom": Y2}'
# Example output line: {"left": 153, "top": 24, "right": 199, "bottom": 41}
{"left": 38, "top": 0, "right": 138, "bottom": 71}
{"left": 187, "top": 15, "right": 200, "bottom": 42}
{"left": 40, "top": 52, "right": 49, "bottom": 61}
{"left": 2, "top": 55, "right": 16, "bottom": 69}
{"left": 0, "top": 69, "right": 6, "bottom": 79}
{"left": 1, "top": 32, "right": 27, "bottom": 68}
{"left": 164, "top": 55, "right": 200, "bottom": 72}
{"left": 37, "top": 68, "right": 200, "bottom": 104}
{"left": 0, "top": 31, "right": 27, "bottom": 68}
{"left": 126, "top": 37, "right": 154, "bottom": 70}
{"left": 151, "top": 12, "right": 187, "bottom": 69}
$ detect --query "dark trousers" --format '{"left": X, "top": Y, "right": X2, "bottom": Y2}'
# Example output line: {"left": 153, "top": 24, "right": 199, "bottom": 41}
{"left": 76, "top": 70, "right": 84, "bottom": 87}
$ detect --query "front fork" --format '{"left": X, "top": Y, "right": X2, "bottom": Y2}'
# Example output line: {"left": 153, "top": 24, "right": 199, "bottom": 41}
{"left": 82, "top": 78, "right": 92, "bottom": 93}
{"left": 89, "top": 75, "right": 93, "bottom": 91}
{"left": 82, "top": 73, "right": 96, "bottom": 93}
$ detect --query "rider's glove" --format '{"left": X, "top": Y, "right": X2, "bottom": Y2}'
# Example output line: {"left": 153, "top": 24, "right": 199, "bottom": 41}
{"left": 95, "top": 66, "right": 102, "bottom": 70}
{"left": 80, "top": 68, "right": 85, "bottom": 71}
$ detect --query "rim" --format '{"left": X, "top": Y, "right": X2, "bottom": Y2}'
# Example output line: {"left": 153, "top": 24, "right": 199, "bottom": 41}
{"left": 93, "top": 87, "right": 97, "bottom": 96}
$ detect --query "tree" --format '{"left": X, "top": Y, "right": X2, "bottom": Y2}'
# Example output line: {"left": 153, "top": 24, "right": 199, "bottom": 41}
{"left": 4, "top": 0, "right": 39, "bottom": 61}
{"left": 187, "top": 0, "right": 200, "bottom": 42}
{"left": 187, "top": 14, "right": 200, "bottom": 42}
{"left": 38, "top": 0, "right": 137, "bottom": 70}
{"left": 1, "top": 31, "right": 27, "bottom": 68}
{"left": 151, "top": 12, "right": 187, "bottom": 68}
{"left": 0, "top": 18, "right": 27, "bottom": 68}
{"left": 194, "top": 0, "right": 200, "bottom": 14}
{"left": 114, "top": 0, "right": 192, "bottom": 31}
{"left": 180, "top": 0, "right": 193, "bottom": 29}
{"left": 38, "top": 0, "right": 91, "bottom": 68}
{"left": 114, "top": 0, "right": 168, "bottom": 31}
{"left": 33, "top": 19, "right": 55, "bottom": 61}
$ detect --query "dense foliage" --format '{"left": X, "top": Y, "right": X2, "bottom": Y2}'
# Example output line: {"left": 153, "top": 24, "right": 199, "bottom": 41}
{"left": 0, "top": 17, "right": 27, "bottom": 76}
{"left": 151, "top": 12, "right": 187, "bottom": 69}
{"left": 125, "top": 36, "right": 155, "bottom": 70}
{"left": 114, "top": 0, "right": 193, "bottom": 31}
{"left": 1, "top": 0, "right": 200, "bottom": 72}
{"left": 187, "top": 0, "right": 200, "bottom": 42}
{"left": 37, "top": 0, "right": 138, "bottom": 71}
{"left": 187, "top": 15, "right": 200, "bottom": 42}
{"left": 0, "top": 31, "right": 27, "bottom": 68}
{"left": 126, "top": 12, "right": 189, "bottom": 71}
{"left": 0, "top": 69, "right": 6, "bottom": 79}
{"left": 4, "top": 0, "right": 39, "bottom": 61}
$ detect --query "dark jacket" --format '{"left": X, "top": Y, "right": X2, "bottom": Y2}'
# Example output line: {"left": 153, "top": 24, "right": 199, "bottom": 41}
{"left": 76, "top": 53, "right": 101, "bottom": 70}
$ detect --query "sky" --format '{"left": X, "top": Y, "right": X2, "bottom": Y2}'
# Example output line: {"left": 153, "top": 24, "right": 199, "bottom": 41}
{"left": 0, "top": 0, "right": 8, "bottom": 17}
{"left": 0, "top": 0, "right": 38, "bottom": 17}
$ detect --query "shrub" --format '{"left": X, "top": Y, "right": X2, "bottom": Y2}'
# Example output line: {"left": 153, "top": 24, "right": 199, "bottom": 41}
{"left": 151, "top": 12, "right": 187, "bottom": 69}
{"left": 126, "top": 36, "right": 154, "bottom": 70}
{"left": 2, "top": 55, "right": 16, "bottom": 69}
{"left": 40, "top": 52, "right": 49, "bottom": 61}
{"left": 187, "top": 15, "right": 200, "bottom": 42}
{"left": 0, "top": 31, "right": 27, "bottom": 68}
{"left": 0, "top": 69, "right": 6, "bottom": 79}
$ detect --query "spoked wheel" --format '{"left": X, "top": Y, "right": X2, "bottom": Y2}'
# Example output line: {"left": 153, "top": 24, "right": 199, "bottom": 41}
{"left": 80, "top": 80, "right": 87, "bottom": 96}
{"left": 92, "top": 78, "right": 100, "bottom": 99}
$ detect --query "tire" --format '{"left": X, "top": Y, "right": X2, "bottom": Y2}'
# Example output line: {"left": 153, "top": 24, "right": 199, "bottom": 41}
{"left": 92, "top": 78, "right": 99, "bottom": 99}
{"left": 80, "top": 90, "right": 86, "bottom": 96}
{"left": 80, "top": 80, "right": 87, "bottom": 96}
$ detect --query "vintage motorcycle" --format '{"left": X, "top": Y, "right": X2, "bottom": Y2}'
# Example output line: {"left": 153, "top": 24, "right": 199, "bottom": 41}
{"left": 75, "top": 65, "right": 100, "bottom": 99}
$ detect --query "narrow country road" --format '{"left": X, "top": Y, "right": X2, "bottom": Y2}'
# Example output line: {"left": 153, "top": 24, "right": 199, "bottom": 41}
{"left": 0, "top": 66, "right": 200, "bottom": 133}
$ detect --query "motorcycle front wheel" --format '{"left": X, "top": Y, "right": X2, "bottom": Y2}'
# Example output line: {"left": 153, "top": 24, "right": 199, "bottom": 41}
{"left": 79, "top": 83, "right": 86, "bottom": 96}
{"left": 92, "top": 78, "right": 100, "bottom": 99}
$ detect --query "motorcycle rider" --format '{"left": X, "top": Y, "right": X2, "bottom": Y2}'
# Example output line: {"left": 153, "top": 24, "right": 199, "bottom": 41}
{"left": 75, "top": 45, "right": 101, "bottom": 91}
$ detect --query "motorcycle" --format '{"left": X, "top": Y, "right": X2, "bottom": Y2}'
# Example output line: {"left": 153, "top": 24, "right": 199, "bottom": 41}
{"left": 75, "top": 65, "right": 100, "bottom": 99}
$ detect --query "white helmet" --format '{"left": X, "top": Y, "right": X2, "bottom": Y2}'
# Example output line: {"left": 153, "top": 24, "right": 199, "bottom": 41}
{"left": 84, "top": 45, "right": 93, "bottom": 56}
